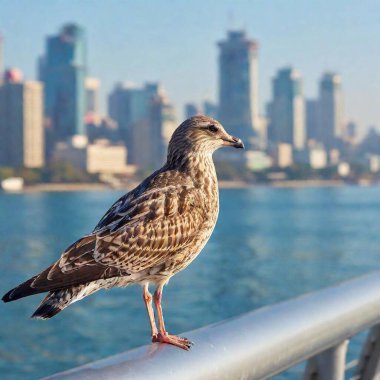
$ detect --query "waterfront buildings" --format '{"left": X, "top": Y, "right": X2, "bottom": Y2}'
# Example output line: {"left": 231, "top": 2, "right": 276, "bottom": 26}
{"left": 0, "top": 33, "right": 3, "bottom": 81}
{"left": 203, "top": 101, "right": 218, "bottom": 119}
{"left": 40, "top": 24, "right": 86, "bottom": 143}
{"left": 146, "top": 90, "right": 177, "bottom": 168}
{"left": 305, "top": 73, "right": 345, "bottom": 152}
{"left": 318, "top": 73, "right": 344, "bottom": 148}
{"left": 86, "top": 115, "right": 120, "bottom": 144}
{"left": 0, "top": 69, "right": 44, "bottom": 168}
{"left": 244, "top": 150, "right": 272, "bottom": 171}
{"left": 306, "top": 100, "right": 319, "bottom": 141}
{"left": 108, "top": 82, "right": 132, "bottom": 147}
{"left": 267, "top": 67, "right": 305, "bottom": 151}
{"left": 184, "top": 103, "right": 201, "bottom": 119}
{"left": 345, "top": 121, "right": 358, "bottom": 144}
{"left": 308, "top": 146, "right": 328, "bottom": 169}
{"left": 85, "top": 77, "right": 100, "bottom": 116}
{"left": 294, "top": 142, "right": 327, "bottom": 169}
{"left": 270, "top": 143, "right": 293, "bottom": 168}
{"left": 360, "top": 127, "right": 380, "bottom": 155}
{"left": 367, "top": 155, "right": 380, "bottom": 173}
{"left": 53, "top": 136, "right": 131, "bottom": 175}
{"left": 109, "top": 82, "right": 176, "bottom": 168}
{"left": 183, "top": 101, "right": 218, "bottom": 120}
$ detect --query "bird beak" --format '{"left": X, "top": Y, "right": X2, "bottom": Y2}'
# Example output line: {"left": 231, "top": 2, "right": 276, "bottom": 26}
{"left": 222, "top": 135, "right": 245, "bottom": 149}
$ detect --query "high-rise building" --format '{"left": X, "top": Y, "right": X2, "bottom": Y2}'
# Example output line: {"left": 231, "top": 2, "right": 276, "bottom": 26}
{"left": 86, "top": 116, "right": 120, "bottom": 144}
{"left": 40, "top": 23, "right": 86, "bottom": 144}
{"left": 144, "top": 90, "right": 177, "bottom": 168}
{"left": 318, "top": 73, "right": 344, "bottom": 148}
{"left": 203, "top": 100, "right": 218, "bottom": 119}
{"left": 217, "top": 30, "right": 261, "bottom": 148}
{"left": 53, "top": 136, "right": 131, "bottom": 175}
{"left": 109, "top": 82, "right": 176, "bottom": 168}
{"left": 359, "top": 127, "right": 380, "bottom": 155}
{"left": 270, "top": 143, "right": 293, "bottom": 168}
{"left": 267, "top": 67, "right": 305, "bottom": 150}
{"left": 0, "top": 69, "right": 44, "bottom": 168}
{"left": 0, "top": 33, "right": 3, "bottom": 81}
{"left": 184, "top": 103, "right": 201, "bottom": 119}
{"left": 306, "top": 99, "right": 319, "bottom": 141}
{"left": 85, "top": 77, "right": 100, "bottom": 115}
{"left": 345, "top": 121, "right": 358, "bottom": 144}
{"left": 108, "top": 82, "right": 132, "bottom": 145}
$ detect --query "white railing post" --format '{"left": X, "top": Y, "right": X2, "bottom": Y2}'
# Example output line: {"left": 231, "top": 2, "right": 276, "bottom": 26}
{"left": 356, "top": 325, "right": 380, "bottom": 380}
{"left": 303, "top": 340, "right": 348, "bottom": 380}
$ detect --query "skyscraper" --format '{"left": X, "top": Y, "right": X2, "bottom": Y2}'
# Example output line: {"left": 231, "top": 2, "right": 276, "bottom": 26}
{"left": 203, "top": 100, "right": 218, "bottom": 119}
{"left": 108, "top": 82, "right": 138, "bottom": 159}
{"left": 0, "top": 69, "right": 44, "bottom": 168}
{"left": 40, "top": 24, "right": 86, "bottom": 143}
{"left": 184, "top": 103, "right": 201, "bottom": 119}
{"left": 318, "top": 72, "right": 344, "bottom": 148}
{"left": 144, "top": 89, "right": 176, "bottom": 168}
{"left": 217, "top": 31, "right": 260, "bottom": 148}
{"left": 345, "top": 121, "right": 357, "bottom": 144}
{"left": 85, "top": 77, "right": 100, "bottom": 116}
{"left": 109, "top": 82, "right": 176, "bottom": 168}
{"left": 0, "top": 33, "right": 3, "bottom": 81}
{"left": 306, "top": 99, "right": 319, "bottom": 141}
{"left": 267, "top": 67, "right": 305, "bottom": 150}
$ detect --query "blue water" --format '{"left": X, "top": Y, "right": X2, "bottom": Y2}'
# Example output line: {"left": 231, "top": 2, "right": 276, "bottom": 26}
{"left": 0, "top": 187, "right": 380, "bottom": 379}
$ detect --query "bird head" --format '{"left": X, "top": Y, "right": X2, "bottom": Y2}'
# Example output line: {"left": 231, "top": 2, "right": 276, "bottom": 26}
{"left": 167, "top": 116, "right": 244, "bottom": 161}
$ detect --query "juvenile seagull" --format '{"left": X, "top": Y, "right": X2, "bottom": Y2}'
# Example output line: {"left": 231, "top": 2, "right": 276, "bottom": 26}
{"left": 3, "top": 116, "right": 243, "bottom": 350}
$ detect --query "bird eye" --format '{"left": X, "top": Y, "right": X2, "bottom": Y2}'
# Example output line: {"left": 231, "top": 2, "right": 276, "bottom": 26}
{"left": 208, "top": 125, "right": 218, "bottom": 133}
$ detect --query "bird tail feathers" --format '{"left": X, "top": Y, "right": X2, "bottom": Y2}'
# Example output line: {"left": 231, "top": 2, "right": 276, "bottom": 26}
{"left": 31, "top": 281, "right": 103, "bottom": 319}
{"left": 32, "top": 300, "right": 62, "bottom": 319}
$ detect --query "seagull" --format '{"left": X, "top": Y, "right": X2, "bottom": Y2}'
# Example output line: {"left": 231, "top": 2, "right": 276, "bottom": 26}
{"left": 2, "top": 115, "right": 244, "bottom": 350}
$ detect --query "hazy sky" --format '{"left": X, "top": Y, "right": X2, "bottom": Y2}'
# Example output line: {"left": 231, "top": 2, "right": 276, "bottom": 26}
{"left": 1, "top": 0, "right": 379, "bottom": 136}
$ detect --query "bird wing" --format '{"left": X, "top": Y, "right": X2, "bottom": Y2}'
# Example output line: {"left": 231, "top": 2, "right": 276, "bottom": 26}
{"left": 93, "top": 182, "right": 207, "bottom": 272}
{"left": 29, "top": 171, "right": 208, "bottom": 291}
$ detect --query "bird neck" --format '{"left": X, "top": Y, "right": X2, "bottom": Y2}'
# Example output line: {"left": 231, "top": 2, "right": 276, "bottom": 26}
{"left": 166, "top": 151, "right": 218, "bottom": 189}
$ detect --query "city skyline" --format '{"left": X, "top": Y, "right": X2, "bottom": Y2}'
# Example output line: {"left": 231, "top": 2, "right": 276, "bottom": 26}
{"left": 1, "top": 0, "right": 379, "bottom": 137}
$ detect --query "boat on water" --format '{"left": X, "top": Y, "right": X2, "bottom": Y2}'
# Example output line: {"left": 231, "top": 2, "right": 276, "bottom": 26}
{"left": 1, "top": 177, "right": 24, "bottom": 192}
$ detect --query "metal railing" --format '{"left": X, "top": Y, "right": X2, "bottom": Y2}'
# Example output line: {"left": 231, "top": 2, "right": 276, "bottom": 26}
{"left": 43, "top": 271, "right": 380, "bottom": 380}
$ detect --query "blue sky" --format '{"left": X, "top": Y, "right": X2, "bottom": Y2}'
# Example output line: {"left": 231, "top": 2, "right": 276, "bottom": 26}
{"left": 1, "top": 0, "right": 379, "bottom": 135}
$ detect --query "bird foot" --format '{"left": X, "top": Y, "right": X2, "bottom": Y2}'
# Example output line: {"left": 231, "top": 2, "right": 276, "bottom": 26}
{"left": 152, "top": 332, "right": 193, "bottom": 350}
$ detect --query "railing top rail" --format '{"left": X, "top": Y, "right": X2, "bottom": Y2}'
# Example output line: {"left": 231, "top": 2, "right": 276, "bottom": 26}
{"left": 43, "top": 271, "right": 380, "bottom": 380}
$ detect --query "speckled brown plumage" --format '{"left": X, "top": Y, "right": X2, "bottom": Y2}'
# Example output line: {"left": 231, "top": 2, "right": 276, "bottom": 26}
{"left": 2, "top": 115, "right": 243, "bottom": 349}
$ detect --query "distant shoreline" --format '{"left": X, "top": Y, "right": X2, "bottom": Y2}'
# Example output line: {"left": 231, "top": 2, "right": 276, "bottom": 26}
{"left": 0, "top": 179, "right": 368, "bottom": 193}
{"left": 22, "top": 183, "right": 113, "bottom": 192}
{"left": 269, "top": 179, "right": 345, "bottom": 188}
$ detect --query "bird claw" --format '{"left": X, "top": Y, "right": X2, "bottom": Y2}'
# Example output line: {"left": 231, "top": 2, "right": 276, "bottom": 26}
{"left": 152, "top": 332, "right": 193, "bottom": 350}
